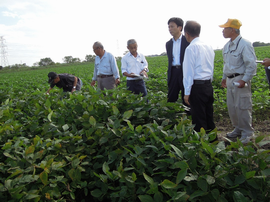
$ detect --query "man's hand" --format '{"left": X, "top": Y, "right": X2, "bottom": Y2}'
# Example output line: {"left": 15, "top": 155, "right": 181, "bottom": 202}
{"left": 262, "top": 58, "right": 270, "bottom": 67}
{"left": 91, "top": 80, "right": 96, "bottom": 86}
{"left": 237, "top": 80, "right": 246, "bottom": 88}
{"left": 221, "top": 79, "right": 227, "bottom": 88}
{"left": 184, "top": 95, "right": 190, "bottom": 106}
{"left": 140, "top": 70, "right": 148, "bottom": 78}
{"left": 115, "top": 78, "right": 120, "bottom": 85}
{"left": 71, "top": 88, "right": 76, "bottom": 93}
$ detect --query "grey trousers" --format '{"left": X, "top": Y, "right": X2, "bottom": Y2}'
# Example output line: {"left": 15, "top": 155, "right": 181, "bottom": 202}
{"left": 226, "top": 75, "right": 254, "bottom": 137}
{"left": 97, "top": 76, "right": 116, "bottom": 90}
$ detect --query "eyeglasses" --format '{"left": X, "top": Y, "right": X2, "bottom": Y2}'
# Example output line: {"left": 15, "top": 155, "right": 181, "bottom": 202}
{"left": 93, "top": 47, "right": 100, "bottom": 52}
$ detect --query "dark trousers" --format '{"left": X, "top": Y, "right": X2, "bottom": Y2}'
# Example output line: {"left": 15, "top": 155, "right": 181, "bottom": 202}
{"left": 127, "top": 79, "right": 147, "bottom": 97}
{"left": 189, "top": 83, "right": 215, "bottom": 132}
{"left": 167, "top": 67, "right": 185, "bottom": 104}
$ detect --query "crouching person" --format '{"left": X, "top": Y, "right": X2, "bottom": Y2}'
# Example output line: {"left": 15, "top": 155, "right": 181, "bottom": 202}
{"left": 46, "top": 72, "right": 82, "bottom": 95}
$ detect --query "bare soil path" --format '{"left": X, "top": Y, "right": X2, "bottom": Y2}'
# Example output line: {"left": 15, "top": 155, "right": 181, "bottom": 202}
{"left": 216, "top": 117, "right": 270, "bottom": 149}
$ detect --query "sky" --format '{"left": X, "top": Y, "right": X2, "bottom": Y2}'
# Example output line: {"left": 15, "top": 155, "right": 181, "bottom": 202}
{"left": 0, "top": 0, "right": 269, "bottom": 66}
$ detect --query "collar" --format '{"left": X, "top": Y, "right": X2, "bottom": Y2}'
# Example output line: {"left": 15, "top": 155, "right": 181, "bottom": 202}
{"left": 99, "top": 50, "right": 107, "bottom": 59}
{"left": 231, "top": 35, "right": 242, "bottom": 45}
{"left": 172, "top": 34, "right": 182, "bottom": 42}
{"left": 190, "top": 37, "right": 200, "bottom": 44}
{"left": 128, "top": 52, "right": 139, "bottom": 58}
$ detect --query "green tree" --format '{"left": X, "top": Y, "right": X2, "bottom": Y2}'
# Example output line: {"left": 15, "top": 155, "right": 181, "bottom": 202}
{"left": 85, "top": 54, "right": 95, "bottom": 62}
{"left": 63, "top": 56, "right": 73, "bottom": 63}
{"left": 63, "top": 56, "right": 81, "bottom": 63}
{"left": 38, "top": 58, "right": 55, "bottom": 66}
{"left": 72, "top": 57, "right": 81, "bottom": 63}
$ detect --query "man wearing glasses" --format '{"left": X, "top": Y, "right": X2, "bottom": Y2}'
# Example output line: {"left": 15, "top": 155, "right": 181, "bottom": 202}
{"left": 91, "top": 41, "right": 120, "bottom": 90}
{"left": 219, "top": 19, "right": 257, "bottom": 144}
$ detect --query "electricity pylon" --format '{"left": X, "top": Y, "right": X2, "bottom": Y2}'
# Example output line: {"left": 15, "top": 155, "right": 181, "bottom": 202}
{"left": 0, "top": 36, "right": 9, "bottom": 67}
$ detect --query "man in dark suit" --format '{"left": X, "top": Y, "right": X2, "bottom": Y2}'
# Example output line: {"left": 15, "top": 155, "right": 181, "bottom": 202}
{"left": 166, "top": 17, "right": 190, "bottom": 107}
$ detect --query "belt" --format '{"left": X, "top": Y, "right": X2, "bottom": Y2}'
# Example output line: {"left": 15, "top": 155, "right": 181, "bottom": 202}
{"left": 227, "top": 73, "right": 241, "bottom": 79}
{"left": 194, "top": 79, "right": 211, "bottom": 84}
{"left": 98, "top": 74, "right": 113, "bottom": 78}
{"left": 128, "top": 79, "right": 143, "bottom": 82}
{"left": 172, "top": 65, "right": 182, "bottom": 69}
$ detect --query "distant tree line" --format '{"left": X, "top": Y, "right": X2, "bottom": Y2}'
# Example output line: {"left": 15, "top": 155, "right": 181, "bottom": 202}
{"left": 1, "top": 63, "right": 28, "bottom": 69}
{"left": 0, "top": 54, "right": 125, "bottom": 70}
{"left": 253, "top": 41, "right": 270, "bottom": 47}
{"left": 33, "top": 54, "right": 123, "bottom": 67}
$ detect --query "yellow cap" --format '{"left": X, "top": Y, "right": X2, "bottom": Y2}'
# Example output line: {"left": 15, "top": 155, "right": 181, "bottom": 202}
{"left": 219, "top": 18, "right": 242, "bottom": 29}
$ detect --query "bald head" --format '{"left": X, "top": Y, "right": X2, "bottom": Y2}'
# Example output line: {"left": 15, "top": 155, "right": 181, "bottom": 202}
{"left": 184, "top": 21, "right": 201, "bottom": 37}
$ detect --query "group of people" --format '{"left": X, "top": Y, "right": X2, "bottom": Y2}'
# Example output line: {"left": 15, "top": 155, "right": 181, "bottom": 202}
{"left": 46, "top": 17, "right": 270, "bottom": 144}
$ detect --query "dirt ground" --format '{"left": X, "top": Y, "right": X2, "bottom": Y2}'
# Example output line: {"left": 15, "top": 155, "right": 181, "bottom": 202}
{"left": 216, "top": 117, "right": 270, "bottom": 149}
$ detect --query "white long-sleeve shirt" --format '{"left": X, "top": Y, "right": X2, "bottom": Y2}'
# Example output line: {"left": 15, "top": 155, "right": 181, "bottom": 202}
{"left": 121, "top": 52, "right": 148, "bottom": 80}
{"left": 172, "top": 34, "right": 182, "bottom": 66}
{"left": 183, "top": 37, "right": 215, "bottom": 95}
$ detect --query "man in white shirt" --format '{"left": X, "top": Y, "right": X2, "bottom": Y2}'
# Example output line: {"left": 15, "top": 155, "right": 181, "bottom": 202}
{"left": 183, "top": 21, "right": 216, "bottom": 139}
{"left": 121, "top": 39, "right": 148, "bottom": 96}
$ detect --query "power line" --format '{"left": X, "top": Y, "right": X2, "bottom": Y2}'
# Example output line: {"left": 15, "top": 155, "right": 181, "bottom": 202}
{"left": 0, "top": 36, "right": 9, "bottom": 67}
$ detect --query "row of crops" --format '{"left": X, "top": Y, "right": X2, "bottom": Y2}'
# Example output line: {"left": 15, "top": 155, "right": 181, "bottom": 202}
{"left": 0, "top": 47, "right": 270, "bottom": 201}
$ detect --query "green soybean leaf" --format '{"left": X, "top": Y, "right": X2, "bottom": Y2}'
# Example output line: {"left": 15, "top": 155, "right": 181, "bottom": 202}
{"left": 197, "top": 178, "right": 208, "bottom": 192}
{"left": 233, "top": 191, "right": 248, "bottom": 202}
{"left": 70, "top": 192, "right": 75, "bottom": 200}
{"left": 112, "top": 105, "right": 119, "bottom": 115}
{"left": 24, "top": 194, "right": 40, "bottom": 200}
{"left": 138, "top": 195, "right": 154, "bottom": 202}
{"left": 102, "top": 162, "right": 110, "bottom": 174}
{"left": 89, "top": 116, "right": 96, "bottom": 127}
{"left": 245, "top": 171, "right": 256, "bottom": 179}
{"left": 123, "top": 110, "right": 133, "bottom": 119}
{"left": 201, "top": 141, "right": 214, "bottom": 155}
{"left": 176, "top": 169, "right": 187, "bottom": 184}
{"left": 211, "top": 189, "right": 220, "bottom": 200}
{"left": 62, "top": 124, "right": 69, "bottom": 131}
{"left": 25, "top": 145, "right": 35, "bottom": 155}
{"left": 91, "top": 189, "right": 102, "bottom": 198}
{"left": 170, "top": 144, "right": 183, "bottom": 159}
{"left": 261, "top": 168, "right": 270, "bottom": 176}
{"left": 132, "top": 172, "right": 137, "bottom": 181}
{"left": 72, "top": 158, "right": 80, "bottom": 168}
{"left": 47, "top": 110, "right": 53, "bottom": 122}
{"left": 255, "top": 135, "right": 265, "bottom": 143}
{"left": 40, "top": 171, "right": 48, "bottom": 185}
{"left": 235, "top": 174, "right": 246, "bottom": 185}
{"left": 258, "top": 141, "right": 270, "bottom": 147}
{"left": 189, "top": 190, "right": 206, "bottom": 200}
{"left": 206, "top": 175, "right": 215, "bottom": 185}
{"left": 154, "top": 192, "right": 163, "bottom": 202}
{"left": 160, "top": 179, "right": 177, "bottom": 189}
{"left": 143, "top": 173, "right": 154, "bottom": 185}
{"left": 174, "top": 192, "right": 187, "bottom": 200}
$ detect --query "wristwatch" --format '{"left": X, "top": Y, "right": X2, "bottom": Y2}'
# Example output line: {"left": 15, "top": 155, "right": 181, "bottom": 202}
{"left": 73, "top": 86, "right": 76, "bottom": 89}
